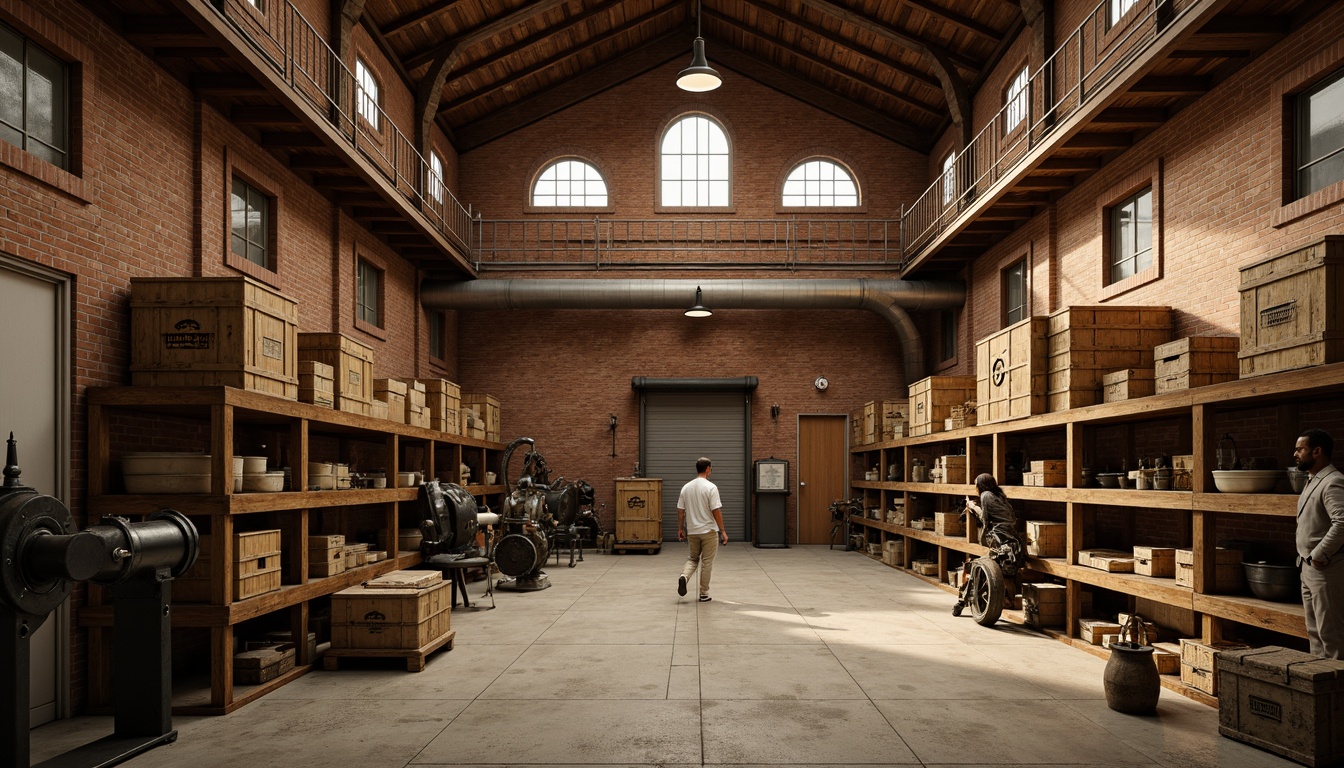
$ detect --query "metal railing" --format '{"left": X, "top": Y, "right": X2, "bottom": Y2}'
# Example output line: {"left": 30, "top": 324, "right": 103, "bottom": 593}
{"left": 473, "top": 218, "right": 902, "bottom": 270}
{"left": 213, "top": 0, "right": 474, "bottom": 255}
{"left": 902, "top": 0, "right": 1201, "bottom": 262}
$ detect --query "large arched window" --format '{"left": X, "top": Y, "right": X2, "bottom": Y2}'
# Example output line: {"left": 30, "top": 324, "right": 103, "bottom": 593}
{"left": 660, "top": 115, "right": 730, "bottom": 206}
{"left": 781, "top": 159, "right": 859, "bottom": 207}
{"left": 532, "top": 159, "right": 608, "bottom": 207}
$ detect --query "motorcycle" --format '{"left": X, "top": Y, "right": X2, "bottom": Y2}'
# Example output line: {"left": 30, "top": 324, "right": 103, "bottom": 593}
{"left": 952, "top": 497, "right": 1025, "bottom": 626}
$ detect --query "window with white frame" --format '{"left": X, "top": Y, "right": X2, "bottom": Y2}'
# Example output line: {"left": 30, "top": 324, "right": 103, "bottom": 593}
{"left": 781, "top": 159, "right": 858, "bottom": 207}
{"left": 660, "top": 115, "right": 730, "bottom": 207}
{"left": 1294, "top": 68, "right": 1344, "bottom": 200}
{"left": 230, "top": 176, "right": 271, "bottom": 269}
{"left": 1003, "top": 260, "right": 1027, "bottom": 327}
{"left": 356, "top": 259, "right": 381, "bottom": 327}
{"left": 1108, "top": 0, "right": 1138, "bottom": 28}
{"left": 1004, "top": 66, "right": 1029, "bottom": 134}
{"left": 0, "top": 21, "right": 69, "bottom": 169}
{"left": 1109, "top": 187, "right": 1153, "bottom": 283}
{"left": 428, "top": 151, "right": 445, "bottom": 204}
{"left": 941, "top": 152, "right": 957, "bottom": 206}
{"left": 532, "top": 159, "right": 608, "bottom": 207}
{"left": 355, "top": 57, "right": 380, "bottom": 130}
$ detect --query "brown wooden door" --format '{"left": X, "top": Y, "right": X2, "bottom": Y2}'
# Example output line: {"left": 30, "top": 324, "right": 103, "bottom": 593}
{"left": 797, "top": 415, "right": 847, "bottom": 544}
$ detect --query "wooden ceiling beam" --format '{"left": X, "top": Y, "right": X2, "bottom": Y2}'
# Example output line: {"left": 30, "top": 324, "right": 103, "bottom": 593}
{"left": 1014, "top": 176, "right": 1074, "bottom": 190}
{"left": 382, "top": 0, "right": 467, "bottom": 38}
{"left": 1093, "top": 107, "right": 1167, "bottom": 125}
{"left": 312, "top": 174, "right": 370, "bottom": 190}
{"left": 287, "top": 155, "right": 349, "bottom": 170}
{"left": 122, "top": 16, "right": 212, "bottom": 47}
{"left": 405, "top": 0, "right": 574, "bottom": 72}
{"left": 230, "top": 106, "right": 301, "bottom": 126}
{"left": 1063, "top": 132, "right": 1132, "bottom": 150}
{"left": 1034, "top": 157, "right": 1103, "bottom": 172}
{"left": 900, "top": 0, "right": 1003, "bottom": 44}
{"left": 260, "top": 131, "right": 327, "bottom": 148}
{"left": 1130, "top": 75, "right": 1210, "bottom": 96}
{"left": 152, "top": 46, "right": 229, "bottom": 58}
{"left": 190, "top": 73, "right": 265, "bottom": 96}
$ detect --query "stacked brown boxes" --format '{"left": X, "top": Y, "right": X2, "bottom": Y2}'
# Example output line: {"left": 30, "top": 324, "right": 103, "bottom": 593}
{"left": 175, "top": 531, "right": 282, "bottom": 602}
{"left": 1133, "top": 546, "right": 1176, "bottom": 577}
{"left": 1079, "top": 618, "right": 1123, "bottom": 645}
{"left": 1102, "top": 368, "right": 1155, "bottom": 402}
{"left": 862, "top": 400, "right": 908, "bottom": 444}
{"left": 331, "top": 570, "right": 453, "bottom": 651}
{"left": 298, "top": 333, "right": 374, "bottom": 415}
{"left": 1024, "top": 459, "right": 1066, "bottom": 487}
{"left": 934, "top": 455, "right": 966, "bottom": 484}
{"left": 1181, "top": 639, "right": 1248, "bottom": 695}
{"left": 1153, "top": 337, "right": 1240, "bottom": 394}
{"left": 1046, "top": 306, "right": 1172, "bottom": 411}
{"left": 233, "top": 645, "right": 295, "bottom": 685}
{"left": 401, "top": 379, "right": 430, "bottom": 428}
{"left": 1175, "top": 547, "right": 1244, "bottom": 591}
{"left": 908, "top": 375, "right": 976, "bottom": 437}
{"left": 1217, "top": 646, "right": 1344, "bottom": 766}
{"left": 460, "top": 407, "right": 487, "bottom": 439}
{"left": 975, "top": 317, "right": 1049, "bottom": 424}
{"left": 420, "top": 379, "right": 461, "bottom": 434}
{"left": 462, "top": 394, "right": 500, "bottom": 441}
{"left": 1239, "top": 236, "right": 1344, "bottom": 378}
{"left": 298, "top": 361, "right": 334, "bottom": 408}
{"left": 881, "top": 539, "right": 904, "bottom": 566}
{"left": 374, "top": 379, "right": 407, "bottom": 424}
{"left": 1025, "top": 521, "right": 1065, "bottom": 557}
{"left": 129, "top": 277, "right": 300, "bottom": 399}
{"left": 849, "top": 407, "right": 866, "bottom": 446}
{"left": 1022, "top": 582, "right": 1066, "bottom": 628}
{"left": 308, "top": 534, "right": 345, "bottom": 578}
{"left": 343, "top": 542, "right": 370, "bottom": 570}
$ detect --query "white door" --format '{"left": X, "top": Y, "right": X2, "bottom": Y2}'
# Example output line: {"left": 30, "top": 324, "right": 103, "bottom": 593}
{"left": 0, "top": 256, "right": 70, "bottom": 726}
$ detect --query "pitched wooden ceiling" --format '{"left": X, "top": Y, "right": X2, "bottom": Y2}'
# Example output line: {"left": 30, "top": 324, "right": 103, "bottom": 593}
{"left": 367, "top": 0, "right": 1024, "bottom": 153}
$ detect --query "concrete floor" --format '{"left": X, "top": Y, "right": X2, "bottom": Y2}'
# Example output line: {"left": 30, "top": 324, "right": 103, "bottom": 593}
{"left": 30, "top": 544, "right": 1297, "bottom": 767}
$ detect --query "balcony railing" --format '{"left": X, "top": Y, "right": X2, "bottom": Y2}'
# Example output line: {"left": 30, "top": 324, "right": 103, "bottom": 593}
{"left": 473, "top": 218, "right": 902, "bottom": 270}
{"left": 902, "top": 0, "right": 1201, "bottom": 262}
{"left": 213, "top": 0, "right": 473, "bottom": 255}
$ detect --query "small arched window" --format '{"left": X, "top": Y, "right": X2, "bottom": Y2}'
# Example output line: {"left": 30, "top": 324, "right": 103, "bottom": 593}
{"left": 781, "top": 159, "right": 859, "bottom": 207}
{"left": 660, "top": 115, "right": 730, "bottom": 206}
{"left": 532, "top": 159, "right": 608, "bottom": 207}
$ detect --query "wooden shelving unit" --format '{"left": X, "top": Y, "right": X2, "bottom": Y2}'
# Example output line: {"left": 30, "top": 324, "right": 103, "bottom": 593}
{"left": 848, "top": 361, "right": 1344, "bottom": 706}
{"left": 82, "top": 386, "right": 505, "bottom": 715}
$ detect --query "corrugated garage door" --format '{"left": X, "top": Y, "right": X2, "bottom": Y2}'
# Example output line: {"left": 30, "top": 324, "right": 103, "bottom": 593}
{"left": 643, "top": 392, "right": 747, "bottom": 541}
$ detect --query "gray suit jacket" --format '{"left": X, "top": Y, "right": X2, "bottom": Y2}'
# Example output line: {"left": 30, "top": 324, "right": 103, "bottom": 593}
{"left": 1297, "top": 463, "right": 1344, "bottom": 564}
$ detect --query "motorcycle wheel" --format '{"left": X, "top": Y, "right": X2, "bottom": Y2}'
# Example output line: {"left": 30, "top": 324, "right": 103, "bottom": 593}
{"left": 968, "top": 557, "right": 1005, "bottom": 627}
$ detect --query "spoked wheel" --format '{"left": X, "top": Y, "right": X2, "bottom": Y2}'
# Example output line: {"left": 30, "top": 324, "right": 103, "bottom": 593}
{"left": 967, "top": 557, "right": 1005, "bottom": 627}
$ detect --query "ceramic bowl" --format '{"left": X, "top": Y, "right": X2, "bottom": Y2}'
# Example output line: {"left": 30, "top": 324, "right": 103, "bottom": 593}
{"left": 1096, "top": 473, "right": 1123, "bottom": 488}
{"left": 238, "top": 456, "right": 268, "bottom": 475}
{"left": 124, "top": 473, "right": 211, "bottom": 494}
{"left": 241, "top": 471, "right": 284, "bottom": 493}
{"left": 122, "top": 452, "right": 211, "bottom": 475}
{"left": 1212, "top": 469, "right": 1282, "bottom": 493}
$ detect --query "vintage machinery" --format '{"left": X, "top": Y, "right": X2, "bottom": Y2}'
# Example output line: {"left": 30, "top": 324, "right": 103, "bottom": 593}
{"left": 1, "top": 433, "right": 198, "bottom": 768}
{"left": 414, "top": 478, "right": 499, "bottom": 609}
{"left": 494, "top": 437, "right": 555, "bottom": 591}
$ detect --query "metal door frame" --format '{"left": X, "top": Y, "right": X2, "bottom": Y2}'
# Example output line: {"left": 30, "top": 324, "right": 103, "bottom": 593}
{"left": 795, "top": 412, "right": 849, "bottom": 545}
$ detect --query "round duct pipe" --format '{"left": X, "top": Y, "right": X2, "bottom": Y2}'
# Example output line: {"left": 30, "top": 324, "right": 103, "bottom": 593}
{"left": 420, "top": 278, "right": 965, "bottom": 383}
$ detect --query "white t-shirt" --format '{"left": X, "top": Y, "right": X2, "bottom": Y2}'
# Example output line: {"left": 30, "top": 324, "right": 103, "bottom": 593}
{"left": 677, "top": 476, "right": 722, "bottom": 535}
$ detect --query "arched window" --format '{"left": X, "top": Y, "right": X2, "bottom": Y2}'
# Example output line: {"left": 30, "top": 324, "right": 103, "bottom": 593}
{"left": 532, "top": 159, "right": 608, "bottom": 207}
{"left": 781, "top": 159, "right": 859, "bottom": 207}
{"left": 660, "top": 115, "right": 730, "bottom": 206}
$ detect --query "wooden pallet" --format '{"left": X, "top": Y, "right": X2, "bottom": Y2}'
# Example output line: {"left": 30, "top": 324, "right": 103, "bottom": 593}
{"left": 614, "top": 541, "right": 661, "bottom": 555}
{"left": 321, "top": 629, "right": 455, "bottom": 672}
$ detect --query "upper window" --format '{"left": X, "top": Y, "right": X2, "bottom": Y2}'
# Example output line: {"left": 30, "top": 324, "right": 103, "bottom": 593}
{"left": 781, "top": 159, "right": 858, "bottom": 207}
{"left": 1109, "top": 187, "right": 1153, "bottom": 283}
{"left": 940, "top": 152, "right": 957, "bottom": 206}
{"left": 1003, "top": 260, "right": 1027, "bottom": 327}
{"left": 355, "top": 57, "right": 380, "bottom": 130}
{"left": 356, "top": 259, "right": 381, "bottom": 328}
{"left": 1294, "top": 68, "right": 1344, "bottom": 201}
{"left": 1108, "top": 0, "right": 1138, "bottom": 28}
{"left": 230, "top": 176, "right": 271, "bottom": 269}
{"left": 660, "top": 115, "right": 730, "bottom": 207}
{"left": 533, "top": 159, "right": 608, "bottom": 207}
{"left": 938, "top": 310, "right": 958, "bottom": 364}
{"left": 0, "top": 21, "right": 69, "bottom": 170}
{"left": 1004, "top": 66, "right": 1029, "bottom": 135}
{"left": 428, "top": 311, "right": 448, "bottom": 362}
{"left": 428, "top": 151, "right": 445, "bottom": 204}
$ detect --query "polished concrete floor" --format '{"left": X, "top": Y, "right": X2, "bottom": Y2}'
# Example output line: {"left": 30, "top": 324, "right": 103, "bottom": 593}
{"left": 31, "top": 544, "right": 1297, "bottom": 767}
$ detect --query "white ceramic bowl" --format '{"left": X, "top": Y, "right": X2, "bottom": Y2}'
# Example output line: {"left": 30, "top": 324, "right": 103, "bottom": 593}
{"left": 396, "top": 471, "right": 417, "bottom": 488}
{"left": 1212, "top": 469, "right": 1282, "bottom": 494}
{"left": 122, "top": 452, "right": 211, "bottom": 475}
{"left": 241, "top": 471, "right": 284, "bottom": 493}
{"left": 239, "top": 456, "right": 268, "bottom": 475}
{"left": 308, "top": 461, "right": 334, "bottom": 477}
{"left": 125, "top": 473, "right": 211, "bottom": 494}
{"left": 309, "top": 473, "right": 335, "bottom": 491}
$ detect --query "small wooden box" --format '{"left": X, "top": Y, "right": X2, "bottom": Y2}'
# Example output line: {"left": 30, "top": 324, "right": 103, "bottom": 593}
{"left": 298, "top": 360, "right": 335, "bottom": 408}
{"left": 233, "top": 645, "right": 296, "bottom": 685}
{"left": 1174, "top": 547, "right": 1245, "bottom": 591}
{"left": 130, "top": 277, "right": 300, "bottom": 398}
{"left": 1133, "top": 546, "right": 1176, "bottom": 578}
{"left": 908, "top": 375, "right": 977, "bottom": 437}
{"left": 236, "top": 530, "right": 282, "bottom": 560}
{"left": 235, "top": 567, "right": 281, "bottom": 601}
{"left": 615, "top": 477, "right": 663, "bottom": 545}
{"left": 365, "top": 569, "right": 441, "bottom": 589}
{"left": 460, "top": 407, "right": 487, "bottom": 439}
{"left": 1022, "top": 582, "right": 1067, "bottom": 628}
{"left": 1181, "top": 662, "right": 1219, "bottom": 695}
{"left": 1154, "top": 336, "right": 1240, "bottom": 394}
{"left": 849, "top": 407, "right": 866, "bottom": 447}
{"left": 375, "top": 379, "right": 408, "bottom": 425}
{"left": 911, "top": 559, "right": 939, "bottom": 576}
{"left": 1025, "top": 521, "right": 1066, "bottom": 558}
{"left": 1102, "top": 368, "right": 1155, "bottom": 402}
{"left": 1046, "top": 305, "right": 1172, "bottom": 411}
{"left": 419, "top": 379, "right": 461, "bottom": 434}
{"left": 934, "top": 511, "right": 964, "bottom": 537}
{"left": 881, "top": 539, "right": 904, "bottom": 566}
{"left": 934, "top": 455, "right": 967, "bottom": 484}
{"left": 1079, "top": 618, "right": 1123, "bottom": 645}
{"left": 976, "top": 316, "right": 1049, "bottom": 424}
{"left": 298, "top": 333, "right": 375, "bottom": 415}
{"left": 1239, "top": 236, "right": 1344, "bottom": 378}
{"left": 308, "top": 534, "right": 345, "bottom": 550}
{"left": 1152, "top": 641, "right": 1182, "bottom": 675}
{"left": 309, "top": 551, "right": 346, "bottom": 577}
{"left": 1077, "top": 548, "right": 1135, "bottom": 572}
{"left": 1217, "top": 646, "right": 1344, "bottom": 767}
{"left": 371, "top": 399, "right": 389, "bottom": 420}
{"left": 1181, "top": 638, "right": 1249, "bottom": 671}
{"left": 462, "top": 394, "right": 501, "bottom": 442}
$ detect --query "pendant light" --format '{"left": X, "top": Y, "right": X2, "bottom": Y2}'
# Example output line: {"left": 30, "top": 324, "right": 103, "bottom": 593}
{"left": 676, "top": 0, "right": 722, "bottom": 92}
{"left": 684, "top": 286, "right": 713, "bottom": 317}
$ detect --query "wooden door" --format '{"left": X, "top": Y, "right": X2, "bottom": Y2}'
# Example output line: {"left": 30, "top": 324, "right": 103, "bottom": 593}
{"left": 797, "top": 415, "right": 846, "bottom": 544}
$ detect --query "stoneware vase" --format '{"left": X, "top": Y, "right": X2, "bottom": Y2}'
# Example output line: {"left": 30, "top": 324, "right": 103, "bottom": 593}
{"left": 1103, "top": 614, "right": 1160, "bottom": 715}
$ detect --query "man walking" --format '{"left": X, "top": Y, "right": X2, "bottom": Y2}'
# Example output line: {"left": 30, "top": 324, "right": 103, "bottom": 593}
{"left": 677, "top": 457, "right": 727, "bottom": 602}
{"left": 1293, "top": 428, "right": 1344, "bottom": 658}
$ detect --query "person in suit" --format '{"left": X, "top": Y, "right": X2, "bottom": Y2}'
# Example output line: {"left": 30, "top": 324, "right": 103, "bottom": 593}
{"left": 1293, "top": 428, "right": 1344, "bottom": 658}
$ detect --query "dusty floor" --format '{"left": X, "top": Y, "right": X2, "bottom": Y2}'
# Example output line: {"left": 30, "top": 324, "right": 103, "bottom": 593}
{"left": 30, "top": 544, "right": 1296, "bottom": 767}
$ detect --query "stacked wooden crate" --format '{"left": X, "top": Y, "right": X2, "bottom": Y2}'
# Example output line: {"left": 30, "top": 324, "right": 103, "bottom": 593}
{"left": 933, "top": 455, "right": 966, "bottom": 484}
{"left": 1153, "top": 336, "right": 1240, "bottom": 394}
{"left": 298, "top": 361, "right": 334, "bottom": 408}
{"left": 975, "top": 317, "right": 1049, "bottom": 424}
{"left": 462, "top": 394, "right": 501, "bottom": 441}
{"left": 908, "top": 375, "right": 976, "bottom": 437}
{"left": 1239, "top": 236, "right": 1344, "bottom": 378}
{"left": 1180, "top": 639, "right": 1248, "bottom": 695}
{"left": 945, "top": 404, "right": 976, "bottom": 430}
{"left": 374, "top": 379, "right": 407, "bottom": 424}
{"left": 331, "top": 570, "right": 453, "bottom": 651}
{"left": 848, "top": 407, "right": 866, "bottom": 446}
{"left": 863, "top": 400, "right": 908, "bottom": 444}
{"left": 1025, "top": 520, "right": 1065, "bottom": 557}
{"left": 1175, "top": 547, "right": 1244, "bottom": 591}
{"left": 881, "top": 539, "right": 904, "bottom": 566}
{"left": 1101, "top": 368, "right": 1154, "bottom": 403}
{"left": 1023, "top": 459, "right": 1065, "bottom": 487}
{"left": 420, "top": 378, "right": 461, "bottom": 434}
{"left": 298, "top": 333, "right": 374, "bottom": 415}
{"left": 1022, "top": 582, "right": 1066, "bottom": 628}
{"left": 175, "top": 530, "right": 282, "bottom": 602}
{"left": 308, "top": 534, "right": 345, "bottom": 578}
{"left": 1046, "top": 306, "right": 1172, "bottom": 411}
{"left": 1133, "top": 546, "right": 1176, "bottom": 577}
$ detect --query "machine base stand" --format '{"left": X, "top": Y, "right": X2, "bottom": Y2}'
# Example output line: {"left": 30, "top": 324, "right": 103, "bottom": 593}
{"left": 496, "top": 572, "right": 551, "bottom": 591}
{"left": 33, "top": 730, "right": 178, "bottom": 768}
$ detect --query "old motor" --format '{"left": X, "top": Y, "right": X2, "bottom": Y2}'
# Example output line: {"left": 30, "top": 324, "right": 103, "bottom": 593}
{"left": 493, "top": 438, "right": 585, "bottom": 591}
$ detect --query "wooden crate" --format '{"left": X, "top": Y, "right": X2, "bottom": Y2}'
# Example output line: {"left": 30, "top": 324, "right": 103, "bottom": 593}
{"left": 1102, "top": 368, "right": 1155, "bottom": 403}
{"left": 615, "top": 477, "right": 663, "bottom": 544}
{"left": 1077, "top": 548, "right": 1135, "bottom": 572}
{"left": 298, "top": 360, "right": 335, "bottom": 408}
{"left": 462, "top": 394, "right": 501, "bottom": 442}
{"left": 1046, "top": 306, "right": 1172, "bottom": 411}
{"left": 332, "top": 579, "right": 452, "bottom": 624}
{"left": 233, "top": 645, "right": 295, "bottom": 686}
{"left": 1239, "top": 236, "right": 1344, "bottom": 378}
{"left": 1025, "top": 520, "right": 1066, "bottom": 557}
{"left": 308, "top": 534, "right": 345, "bottom": 550}
{"left": 975, "top": 316, "right": 1049, "bottom": 424}
{"left": 1022, "top": 582, "right": 1067, "bottom": 628}
{"left": 934, "top": 455, "right": 966, "bottom": 484}
{"left": 849, "top": 407, "right": 866, "bottom": 446}
{"left": 399, "top": 379, "right": 429, "bottom": 428}
{"left": 908, "top": 375, "right": 976, "bottom": 437}
{"left": 1079, "top": 618, "right": 1123, "bottom": 645}
{"left": 460, "top": 407, "right": 486, "bottom": 439}
{"left": 1132, "top": 546, "right": 1176, "bottom": 578}
{"left": 332, "top": 601, "right": 452, "bottom": 651}
{"left": 863, "top": 400, "right": 908, "bottom": 445}
{"left": 933, "top": 511, "right": 964, "bottom": 537}
{"left": 375, "top": 378, "right": 407, "bottom": 425}
{"left": 236, "top": 530, "right": 282, "bottom": 559}
{"left": 1152, "top": 642, "right": 1182, "bottom": 675}
{"left": 911, "top": 559, "right": 939, "bottom": 576}
{"left": 1175, "top": 547, "right": 1245, "bottom": 591}
{"left": 1154, "top": 336, "right": 1240, "bottom": 394}
{"left": 130, "top": 277, "right": 300, "bottom": 398}
{"left": 298, "top": 333, "right": 374, "bottom": 416}
{"left": 419, "top": 379, "right": 461, "bottom": 435}
{"left": 309, "top": 554, "right": 345, "bottom": 578}
{"left": 235, "top": 567, "right": 281, "bottom": 601}
{"left": 1217, "top": 647, "right": 1344, "bottom": 767}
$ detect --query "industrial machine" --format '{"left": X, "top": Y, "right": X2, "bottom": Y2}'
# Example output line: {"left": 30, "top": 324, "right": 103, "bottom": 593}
{"left": 1, "top": 433, "right": 199, "bottom": 768}
{"left": 494, "top": 437, "right": 556, "bottom": 591}
{"left": 415, "top": 478, "right": 501, "bottom": 608}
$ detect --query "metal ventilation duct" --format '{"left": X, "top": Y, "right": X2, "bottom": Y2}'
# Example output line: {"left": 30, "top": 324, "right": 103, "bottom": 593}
{"left": 420, "top": 278, "right": 965, "bottom": 383}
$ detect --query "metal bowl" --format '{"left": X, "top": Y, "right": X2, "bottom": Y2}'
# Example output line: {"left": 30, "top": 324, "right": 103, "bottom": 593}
{"left": 1287, "top": 468, "right": 1308, "bottom": 493}
{"left": 1243, "top": 561, "right": 1300, "bottom": 602}
{"left": 1097, "top": 472, "right": 1123, "bottom": 488}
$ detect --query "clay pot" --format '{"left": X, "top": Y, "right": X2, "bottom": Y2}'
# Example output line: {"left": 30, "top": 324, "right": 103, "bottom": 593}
{"left": 1104, "top": 615, "right": 1160, "bottom": 715}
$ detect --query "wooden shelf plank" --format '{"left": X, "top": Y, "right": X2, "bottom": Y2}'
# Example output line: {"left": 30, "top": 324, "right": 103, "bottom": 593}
{"left": 1192, "top": 492, "right": 1297, "bottom": 516}
{"left": 1192, "top": 592, "right": 1308, "bottom": 639}
{"left": 1065, "top": 488, "right": 1193, "bottom": 509}
{"left": 1067, "top": 566, "right": 1196, "bottom": 606}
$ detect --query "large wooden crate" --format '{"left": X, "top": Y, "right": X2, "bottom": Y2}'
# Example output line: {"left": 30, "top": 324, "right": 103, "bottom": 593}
{"left": 849, "top": 407, "right": 866, "bottom": 446}
{"left": 331, "top": 578, "right": 453, "bottom": 651}
{"left": 1217, "top": 646, "right": 1344, "bottom": 767}
{"left": 863, "top": 400, "right": 909, "bottom": 444}
{"left": 374, "top": 378, "right": 407, "bottom": 425}
{"left": 297, "top": 333, "right": 374, "bottom": 415}
{"left": 419, "top": 378, "right": 461, "bottom": 434}
{"left": 1154, "top": 336, "right": 1240, "bottom": 394}
{"left": 908, "top": 375, "right": 976, "bottom": 437}
{"left": 975, "top": 317, "right": 1049, "bottom": 424}
{"left": 615, "top": 477, "right": 662, "bottom": 545}
{"left": 1046, "top": 306, "right": 1172, "bottom": 411}
{"left": 1239, "top": 236, "right": 1344, "bottom": 378}
{"left": 462, "top": 394, "right": 500, "bottom": 442}
{"left": 130, "top": 276, "right": 299, "bottom": 398}
{"left": 1025, "top": 520, "right": 1066, "bottom": 557}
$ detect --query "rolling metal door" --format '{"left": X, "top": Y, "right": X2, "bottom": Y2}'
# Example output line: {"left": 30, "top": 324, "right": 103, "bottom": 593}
{"left": 643, "top": 392, "right": 747, "bottom": 541}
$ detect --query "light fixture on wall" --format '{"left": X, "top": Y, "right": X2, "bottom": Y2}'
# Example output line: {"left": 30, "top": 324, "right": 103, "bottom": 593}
{"left": 684, "top": 286, "right": 712, "bottom": 318}
{"left": 609, "top": 414, "right": 618, "bottom": 457}
{"left": 676, "top": 0, "right": 721, "bottom": 92}
{"left": 770, "top": 404, "right": 781, "bottom": 420}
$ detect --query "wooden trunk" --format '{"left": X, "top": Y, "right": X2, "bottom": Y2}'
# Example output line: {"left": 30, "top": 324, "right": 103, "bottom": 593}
{"left": 1025, "top": 520, "right": 1066, "bottom": 557}
{"left": 1102, "top": 368, "right": 1155, "bottom": 403}
{"left": 130, "top": 276, "right": 299, "bottom": 398}
{"left": 975, "top": 316, "right": 1049, "bottom": 424}
{"left": 1239, "top": 236, "right": 1344, "bottom": 378}
{"left": 1133, "top": 546, "right": 1176, "bottom": 578}
{"left": 1046, "top": 306, "right": 1172, "bottom": 411}
{"left": 615, "top": 477, "right": 663, "bottom": 544}
{"left": 1154, "top": 336, "right": 1240, "bottom": 394}
{"left": 908, "top": 375, "right": 976, "bottom": 437}
{"left": 1217, "top": 647, "right": 1344, "bottom": 768}
{"left": 297, "top": 333, "right": 375, "bottom": 416}
{"left": 331, "top": 579, "right": 453, "bottom": 651}
{"left": 331, "top": 606, "right": 452, "bottom": 651}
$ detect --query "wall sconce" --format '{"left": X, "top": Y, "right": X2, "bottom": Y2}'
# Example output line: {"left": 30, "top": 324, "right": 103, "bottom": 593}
{"left": 609, "top": 414, "right": 618, "bottom": 457}
{"left": 770, "top": 404, "right": 781, "bottom": 420}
